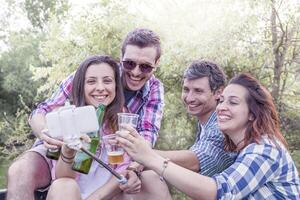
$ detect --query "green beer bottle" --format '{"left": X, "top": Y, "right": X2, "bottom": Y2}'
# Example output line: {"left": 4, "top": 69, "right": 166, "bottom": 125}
{"left": 72, "top": 104, "right": 105, "bottom": 174}
{"left": 46, "top": 148, "right": 61, "bottom": 160}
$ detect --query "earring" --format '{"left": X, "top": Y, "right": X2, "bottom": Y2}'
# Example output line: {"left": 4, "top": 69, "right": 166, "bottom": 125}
{"left": 249, "top": 115, "right": 254, "bottom": 121}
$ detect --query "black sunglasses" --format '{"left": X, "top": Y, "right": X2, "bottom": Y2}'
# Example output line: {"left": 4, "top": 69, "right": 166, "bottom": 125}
{"left": 122, "top": 60, "right": 155, "bottom": 74}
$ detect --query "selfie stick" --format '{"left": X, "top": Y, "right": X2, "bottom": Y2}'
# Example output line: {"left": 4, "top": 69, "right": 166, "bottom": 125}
{"left": 80, "top": 147, "right": 127, "bottom": 184}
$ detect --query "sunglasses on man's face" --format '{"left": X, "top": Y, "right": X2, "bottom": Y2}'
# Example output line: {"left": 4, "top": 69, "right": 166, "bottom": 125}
{"left": 122, "top": 60, "right": 155, "bottom": 74}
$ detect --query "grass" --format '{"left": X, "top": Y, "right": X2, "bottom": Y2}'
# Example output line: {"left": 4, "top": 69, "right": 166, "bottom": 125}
{"left": 0, "top": 159, "right": 11, "bottom": 188}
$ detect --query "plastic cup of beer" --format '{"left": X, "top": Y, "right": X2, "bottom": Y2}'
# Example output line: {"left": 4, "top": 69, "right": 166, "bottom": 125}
{"left": 103, "top": 134, "right": 124, "bottom": 164}
{"left": 117, "top": 113, "right": 139, "bottom": 131}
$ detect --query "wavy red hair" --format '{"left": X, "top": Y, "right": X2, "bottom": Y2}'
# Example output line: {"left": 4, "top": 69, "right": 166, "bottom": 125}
{"left": 224, "top": 73, "right": 288, "bottom": 151}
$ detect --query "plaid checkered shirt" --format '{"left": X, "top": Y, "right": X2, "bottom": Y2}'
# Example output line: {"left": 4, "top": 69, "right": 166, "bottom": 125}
{"left": 213, "top": 137, "right": 300, "bottom": 199}
{"left": 31, "top": 72, "right": 164, "bottom": 146}
{"left": 190, "top": 111, "right": 237, "bottom": 176}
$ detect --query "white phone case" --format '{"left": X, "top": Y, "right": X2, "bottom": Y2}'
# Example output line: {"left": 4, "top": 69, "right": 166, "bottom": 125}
{"left": 74, "top": 105, "right": 99, "bottom": 133}
{"left": 45, "top": 105, "right": 99, "bottom": 139}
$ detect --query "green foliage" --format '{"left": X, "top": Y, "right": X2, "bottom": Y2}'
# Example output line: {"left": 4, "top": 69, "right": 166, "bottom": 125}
{"left": 24, "top": 0, "right": 70, "bottom": 30}
{"left": 0, "top": 95, "right": 33, "bottom": 160}
{"left": 0, "top": 0, "right": 299, "bottom": 197}
{"left": 0, "top": 30, "right": 43, "bottom": 114}
{"left": 33, "top": 0, "right": 138, "bottom": 101}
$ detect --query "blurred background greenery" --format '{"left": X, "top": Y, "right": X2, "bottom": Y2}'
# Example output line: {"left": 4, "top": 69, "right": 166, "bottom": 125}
{"left": 0, "top": 0, "right": 299, "bottom": 199}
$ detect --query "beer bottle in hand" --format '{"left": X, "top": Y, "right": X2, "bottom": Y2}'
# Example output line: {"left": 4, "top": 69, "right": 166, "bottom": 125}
{"left": 72, "top": 104, "right": 105, "bottom": 174}
{"left": 46, "top": 148, "right": 61, "bottom": 160}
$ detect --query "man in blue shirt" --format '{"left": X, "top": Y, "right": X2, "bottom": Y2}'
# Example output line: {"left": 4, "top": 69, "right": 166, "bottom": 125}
{"left": 120, "top": 59, "right": 236, "bottom": 199}
{"left": 157, "top": 59, "right": 235, "bottom": 175}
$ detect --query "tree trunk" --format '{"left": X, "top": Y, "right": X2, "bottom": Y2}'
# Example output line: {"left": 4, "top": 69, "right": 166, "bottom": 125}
{"left": 270, "top": 0, "right": 286, "bottom": 107}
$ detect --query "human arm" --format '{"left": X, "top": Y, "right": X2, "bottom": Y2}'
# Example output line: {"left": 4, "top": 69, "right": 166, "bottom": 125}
{"left": 155, "top": 150, "right": 199, "bottom": 172}
{"left": 116, "top": 125, "right": 217, "bottom": 200}
{"left": 55, "top": 144, "right": 77, "bottom": 179}
{"left": 112, "top": 147, "right": 142, "bottom": 194}
{"left": 135, "top": 78, "right": 164, "bottom": 146}
{"left": 118, "top": 170, "right": 141, "bottom": 193}
{"left": 55, "top": 134, "right": 92, "bottom": 179}
{"left": 28, "top": 73, "right": 74, "bottom": 148}
{"left": 29, "top": 113, "right": 64, "bottom": 149}
{"left": 190, "top": 123, "right": 235, "bottom": 176}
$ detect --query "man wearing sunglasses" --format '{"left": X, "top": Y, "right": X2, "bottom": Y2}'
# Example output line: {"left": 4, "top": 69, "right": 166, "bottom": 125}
{"left": 7, "top": 28, "right": 166, "bottom": 200}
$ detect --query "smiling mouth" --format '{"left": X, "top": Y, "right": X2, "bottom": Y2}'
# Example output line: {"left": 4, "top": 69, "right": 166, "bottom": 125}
{"left": 187, "top": 104, "right": 201, "bottom": 110}
{"left": 126, "top": 74, "right": 145, "bottom": 85}
{"left": 92, "top": 95, "right": 107, "bottom": 101}
{"left": 188, "top": 104, "right": 199, "bottom": 108}
{"left": 218, "top": 115, "right": 231, "bottom": 121}
{"left": 129, "top": 75, "right": 143, "bottom": 81}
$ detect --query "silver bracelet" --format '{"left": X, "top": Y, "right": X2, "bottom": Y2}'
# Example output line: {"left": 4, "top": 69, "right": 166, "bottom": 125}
{"left": 159, "top": 158, "right": 170, "bottom": 182}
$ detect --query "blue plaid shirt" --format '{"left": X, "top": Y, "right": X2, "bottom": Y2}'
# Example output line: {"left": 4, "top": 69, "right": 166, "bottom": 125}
{"left": 189, "top": 112, "right": 236, "bottom": 176}
{"left": 213, "top": 137, "right": 300, "bottom": 199}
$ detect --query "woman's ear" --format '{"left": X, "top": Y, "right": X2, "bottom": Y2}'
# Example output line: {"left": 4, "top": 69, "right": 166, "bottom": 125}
{"left": 249, "top": 114, "right": 254, "bottom": 121}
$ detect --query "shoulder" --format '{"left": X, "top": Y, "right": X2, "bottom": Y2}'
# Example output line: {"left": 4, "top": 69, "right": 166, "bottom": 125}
{"left": 204, "top": 118, "right": 224, "bottom": 140}
{"left": 143, "top": 75, "right": 164, "bottom": 98}
{"left": 240, "top": 138, "right": 282, "bottom": 161}
{"left": 60, "top": 72, "right": 76, "bottom": 86}
{"left": 148, "top": 75, "right": 163, "bottom": 89}
{"left": 64, "top": 72, "right": 76, "bottom": 81}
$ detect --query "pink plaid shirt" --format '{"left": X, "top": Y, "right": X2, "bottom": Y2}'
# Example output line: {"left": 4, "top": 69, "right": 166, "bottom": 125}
{"left": 31, "top": 72, "right": 164, "bottom": 146}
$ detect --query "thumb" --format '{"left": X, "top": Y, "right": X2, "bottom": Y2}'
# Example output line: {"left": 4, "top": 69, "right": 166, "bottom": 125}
{"left": 80, "top": 134, "right": 91, "bottom": 143}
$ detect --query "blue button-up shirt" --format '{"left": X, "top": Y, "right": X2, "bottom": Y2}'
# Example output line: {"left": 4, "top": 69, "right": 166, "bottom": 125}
{"left": 189, "top": 111, "right": 236, "bottom": 176}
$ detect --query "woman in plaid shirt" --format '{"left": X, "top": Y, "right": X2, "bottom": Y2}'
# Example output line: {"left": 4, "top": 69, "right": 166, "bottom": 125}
{"left": 117, "top": 73, "right": 300, "bottom": 199}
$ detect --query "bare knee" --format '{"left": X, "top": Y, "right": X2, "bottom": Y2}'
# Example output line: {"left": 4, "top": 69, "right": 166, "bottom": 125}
{"left": 140, "top": 170, "right": 161, "bottom": 183}
{"left": 47, "top": 178, "right": 81, "bottom": 200}
{"left": 139, "top": 170, "right": 172, "bottom": 200}
{"left": 7, "top": 152, "right": 51, "bottom": 188}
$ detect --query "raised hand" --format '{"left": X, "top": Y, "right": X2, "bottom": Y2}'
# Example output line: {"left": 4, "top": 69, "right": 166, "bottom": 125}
{"left": 119, "top": 170, "right": 141, "bottom": 194}
{"left": 40, "top": 128, "right": 64, "bottom": 150}
{"left": 116, "top": 124, "right": 155, "bottom": 165}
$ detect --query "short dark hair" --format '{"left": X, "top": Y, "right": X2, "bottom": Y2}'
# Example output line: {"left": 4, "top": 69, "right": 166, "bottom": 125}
{"left": 121, "top": 28, "right": 161, "bottom": 62}
{"left": 183, "top": 59, "right": 226, "bottom": 92}
{"left": 72, "top": 55, "right": 124, "bottom": 132}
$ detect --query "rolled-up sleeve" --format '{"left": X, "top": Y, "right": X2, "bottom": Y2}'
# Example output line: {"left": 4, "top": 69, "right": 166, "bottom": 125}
{"left": 190, "top": 128, "right": 234, "bottom": 176}
{"left": 138, "top": 80, "right": 164, "bottom": 146}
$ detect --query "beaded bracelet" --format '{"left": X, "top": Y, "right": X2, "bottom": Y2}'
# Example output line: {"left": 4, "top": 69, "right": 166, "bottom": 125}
{"left": 60, "top": 155, "right": 73, "bottom": 164}
{"left": 60, "top": 151, "right": 75, "bottom": 164}
{"left": 159, "top": 158, "right": 170, "bottom": 182}
{"left": 61, "top": 151, "right": 76, "bottom": 160}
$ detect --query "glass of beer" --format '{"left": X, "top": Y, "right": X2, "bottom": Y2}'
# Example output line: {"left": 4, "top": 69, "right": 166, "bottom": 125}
{"left": 103, "top": 134, "right": 125, "bottom": 164}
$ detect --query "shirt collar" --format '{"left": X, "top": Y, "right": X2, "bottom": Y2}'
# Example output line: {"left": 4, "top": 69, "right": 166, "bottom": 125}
{"left": 200, "top": 111, "right": 217, "bottom": 129}
{"left": 136, "top": 75, "right": 153, "bottom": 99}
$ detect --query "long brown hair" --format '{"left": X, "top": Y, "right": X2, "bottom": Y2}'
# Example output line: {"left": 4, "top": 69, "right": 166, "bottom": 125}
{"left": 72, "top": 55, "right": 124, "bottom": 132}
{"left": 224, "top": 73, "right": 288, "bottom": 151}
